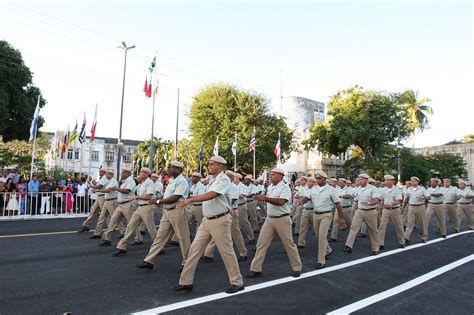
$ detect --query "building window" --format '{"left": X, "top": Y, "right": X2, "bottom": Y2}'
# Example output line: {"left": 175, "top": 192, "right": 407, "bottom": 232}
{"left": 122, "top": 152, "right": 131, "bottom": 163}
{"left": 91, "top": 150, "right": 99, "bottom": 161}
{"left": 105, "top": 151, "right": 115, "bottom": 162}
{"left": 74, "top": 149, "right": 80, "bottom": 160}
{"left": 67, "top": 149, "right": 73, "bottom": 160}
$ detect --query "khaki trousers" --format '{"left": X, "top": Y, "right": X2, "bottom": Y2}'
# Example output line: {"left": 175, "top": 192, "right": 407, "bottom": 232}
{"left": 204, "top": 210, "right": 247, "bottom": 257}
{"left": 94, "top": 200, "right": 120, "bottom": 236}
{"left": 190, "top": 205, "right": 204, "bottom": 228}
{"left": 457, "top": 204, "right": 474, "bottom": 230}
{"left": 350, "top": 201, "right": 358, "bottom": 221}
{"left": 247, "top": 201, "right": 259, "bottom": 231}
{"left": 82, "top": 195, "right": 105, "bottom": 228}
{"left": 297, "top": 209, "right": 314, "bottom": 247}
{"left": 426, "top": 203, "right": 446, "bottom": 236}
{"left": 378, "top": 207, "right": 405, "bottom": 246}
{"left": 330, "top": 206, "right": 352, "bottom": 240}
{"left": 401, "top": 205, "right": 409, "bottom": 226}
{"left": 179, "top": 214, "right": 243, "bottom": 286}
{"left": 404, "top": 205, "right": 428, "bottom": 241}
{"left": 153, "top": 204, "right": 163, "bottom": 221}
{"left": 103, "top": 202, "right": 138, "bottom": 241}
{"left": 257, "top": 200, "right": 267, "bottom": 217}
{"left": 117, "top": 205, "right": 157, "bottom": 250}
{"left": 445, "top": 204, "right": 459, "bottom": 231}
{"left": 345, "top": 209, "right": 379, "bottom": 251}
{"left": 313, "top": 212, "right": 333, "bottom": 264}
{"left": 250, "top": 216, "right": 302, "bottom": 273}
{"left": 144, "top": 207, "right": 191, "bottom": 265}
{"left": 238, "top": 204, "right": 254, "bottom": 241}
{"left": 293, "top": 204, "right": 304, "bottom": 234}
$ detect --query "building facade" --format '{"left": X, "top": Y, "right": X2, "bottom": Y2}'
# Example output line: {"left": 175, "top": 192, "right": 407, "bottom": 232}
{"left": 414, "top": 141, "right": 474, "bottom": 181}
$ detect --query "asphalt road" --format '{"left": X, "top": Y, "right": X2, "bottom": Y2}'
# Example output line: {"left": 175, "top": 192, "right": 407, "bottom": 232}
{"left": 0, "top": 215, "right": 473, "bottom": 315}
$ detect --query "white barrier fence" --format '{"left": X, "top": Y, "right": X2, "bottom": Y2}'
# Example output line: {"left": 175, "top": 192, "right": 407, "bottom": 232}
{"left": 0, "top": 192, "right": 94, "bottom": 220}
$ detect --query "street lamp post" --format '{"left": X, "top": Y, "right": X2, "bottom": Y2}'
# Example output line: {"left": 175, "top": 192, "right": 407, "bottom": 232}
{"left": 116, "top": 41, "right": 135, "bottom": 178}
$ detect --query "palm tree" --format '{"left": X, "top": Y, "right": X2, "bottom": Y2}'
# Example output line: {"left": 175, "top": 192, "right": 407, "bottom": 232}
{"left": 400, "top": 90, "right": 433, "bottom": 147}
{"left": 462, "top": 134, "right": 474, "bottom": 143}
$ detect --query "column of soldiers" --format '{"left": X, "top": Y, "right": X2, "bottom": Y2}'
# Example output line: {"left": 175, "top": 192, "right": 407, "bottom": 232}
{"left": 77, "top": 159, "right": 473, "bottom": 293}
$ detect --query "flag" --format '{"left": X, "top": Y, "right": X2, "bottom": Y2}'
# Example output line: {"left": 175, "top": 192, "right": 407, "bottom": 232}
{"left": 231, "top": 132, "right": 237, "bottom": 157}
{"left": 248, "top": 127, "right": 256, "bottom": 152}
{"left": 29, "top": 95, "right": 41, "bottom": 142}
{"left": 143, "top": 75, "right": 151, "bottom": 97}
{"left": 78, "top": 112, "right": 86, "bottom": 144}
{"left": 274, "top": 133, "right": 281, "bottom": 161}
{"left": 198, "top": 142, "right": 203, "bottom": 161}
{"left": 149, "top": 56, "right": 156, "bottom": 73}
{"left": 147, "top": 78, "right": 152, "bottom": 98}
{"left": 68, "top": 120, "right": 78, "bottom": 145}
{"left": 90, "top": 104, "right": 98, "bottom": 142}
{"left": 213, "top": 137, "right": 219, "bottom": 156}
{"left": 61, "top": 127, "right": 69, "bottom": 154}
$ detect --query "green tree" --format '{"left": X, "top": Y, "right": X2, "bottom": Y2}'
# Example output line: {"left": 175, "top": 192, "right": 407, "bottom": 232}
{"left": 461, "top": 134, "right": 474, "bottom": 143}
{"left": 424, "top": 152, "right": 467, "bottom": 182}
{"left": 303, "top": 86, "right": 411, "bottom": 167}
{"left": 0, "top": 40, "right": 46, "bottom": 141}
{"left": 189, "top": 84, "right": 296, "bottom": 175}
{"left": 398, "top": 89, "right": 433, "bottom": 147}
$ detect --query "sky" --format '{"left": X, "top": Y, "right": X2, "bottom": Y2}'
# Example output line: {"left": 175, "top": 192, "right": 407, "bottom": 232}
{"left": 1, "top": 0, "right": 472, "bottom": 148}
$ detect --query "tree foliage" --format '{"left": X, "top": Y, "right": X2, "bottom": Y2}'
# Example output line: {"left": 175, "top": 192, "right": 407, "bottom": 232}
{"left": 461, "top": 134, "right": 474, "bottom": 143}
{"left": 188, "top": 84, "right": 296, "bottom": 175}
{"left": 0, "top": 40, "right": 46, "bottom": 141}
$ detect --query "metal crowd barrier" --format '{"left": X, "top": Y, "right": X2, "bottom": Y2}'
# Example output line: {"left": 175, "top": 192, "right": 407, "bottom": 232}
{"left": 0, "top": 191, "right": 94, "bottom": 220}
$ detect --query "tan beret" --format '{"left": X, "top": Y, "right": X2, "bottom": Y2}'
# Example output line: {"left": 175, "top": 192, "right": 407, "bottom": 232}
{"left": 234, "top": 173, "right": 242, "bottom": 179}
{"left": 368, "top": 178, "right": 376, "bottom": 183}
{"left": 346, "top": 180, "right": 352, "bottom": 184}
{"left": 225, "top": 170, "right": 235, "bottom": 177}
{"left": 330, "top": 178, "right": 337, "bottom": 182}
{"left": 106, "top": 169, "right": 115, "bottom": 174}
{"left": 99, "top": 168, "right": 106, "bottom": 172}
{"left": 210, "top": 156, "right": 227, "bottom": 164}
{"left": 338, "top": 178, "right": 346, "bottom": 182}
{"left": 244, "top": 175, "right": 253, "bottom": 180}
{"left": 191, "top": 172, "right": 202, "bottom": 178}
{"left": 308, "top": 176, "right": 317, "bottom": 182}
{"left": 170, "top": 160, "right": 184, "bottom": 169}
{"left": 140, "top": 167, "right": 151, "bottom": 174}
{"left": 314, "top": 170, "right": 327, "bottom": 178}
{"left": 358, "top": 173, "right": 370, "bottom": 179}
{"left": 458, "top": 180, "right": 467, "bottom": 185}
{"left": 122, "top": 165, "right": 132, "bottom": 172}
{"left": 443, "top": 178, "right": 451, "bottom": 182}
{"left": 384, "top": 175, "right": 395, "bottom": 180}
{"left": 411, "top": 176, "right": 420, "bottom": 182}
{"left": 300, "top": 176, "right": 308, "bottom": 181}
{"left": 271, "top": 168, "right": 285, "bottom": 175}
{"left": 151, "top": 173, "right": 159, "bottom": 178}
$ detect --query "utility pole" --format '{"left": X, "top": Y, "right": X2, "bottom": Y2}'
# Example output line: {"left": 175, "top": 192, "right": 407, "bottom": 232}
{"left": 175, "top": 88, "right": 180, "bottom": 159}
{"left": 397, "top": 123, "right": 402, "bottom": 186}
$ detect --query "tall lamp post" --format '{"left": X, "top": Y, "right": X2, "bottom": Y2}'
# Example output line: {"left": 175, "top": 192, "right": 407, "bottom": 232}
{"left": 116, "top": 41, "right": 135, "bottom": 178}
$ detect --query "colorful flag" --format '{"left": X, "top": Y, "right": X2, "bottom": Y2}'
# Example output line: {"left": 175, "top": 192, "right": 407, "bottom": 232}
{"left": 149, "top": 56, "right": 156, "bottom": 73}
{"left": 143, "top": 75, "right": 151, "bottom": 97}
{"left": 29, "top": 95, "right": 41, "bottom": 142}
{"left": 90, "top": 104, "right": 97, "bottom": 142}
{"left": 248, "top": 127, "right": 256, "bottom": 152}
{"left": 231, "top": 132, "right": 237, "bottom": 157}
{"left": 274, "top": 133, "right": 281, "bottom": 161}
{"left": 68, "top": 120, "right": 78, "bottom": 145}
{"left": 61, "top": 127, "right": 69, "bottom": 154}
{"left": 147, "top": 79, "right": 152, "bottom": 98}
{"left": 78, "top": 112, "right": 86, "bottom": 144}
{"left": 213, "top": 137, "right": 219, "bottom": 156}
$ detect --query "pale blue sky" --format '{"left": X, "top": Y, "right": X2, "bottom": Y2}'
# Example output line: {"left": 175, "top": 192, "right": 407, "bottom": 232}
{"left": 1, "top": 0, "right": 472, "bottom": 147}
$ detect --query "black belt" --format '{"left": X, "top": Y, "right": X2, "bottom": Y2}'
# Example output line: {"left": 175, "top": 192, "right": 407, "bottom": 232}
{"left": 458, "top": 203, "right": 472, "bottom": 205}
{"left": 342, "top": 206, "right": 352, "bottom": 208}
{"left": 304, "top": 207, "right": 314, "bottom": 210}
{"left": 118, "top": 200, "right": 131, "bottom": 205}
{"left": 269, "top": 213, "right": 290, "bottom": 218}
{"left": 192, "top": 203, "right": 202, "bottom": 206}
{"left": 314, "top": 210, "right": 332, "bottom": 214}
{"left": 247, "top": 200, "right": 254, "bottom": 203}
{"left": 359, "top": 207, "right": 377, "bottom": 211}
{"left": 389, "top": 206, "right": 400, "bottom": 209}
{"left": 105, "top": 198, "right": 117, "bottom": 201}
{"left": 206, "top": 211, "right": 230, "bottom": 220}
{"left": 409, "top": 204, "right": 424, "bottom": 206}
{"left": 238, "top": 203, "right": 246, "bottom": 206}
{"left": 429, "top": 202, "right": 442, "bottom": 205}
{"left": 138, "top": 204, "right": 149, "bottom": 207}
{"left": 444, "top": 202, "right": 456, "bottom": 204}
{"left": 164, "top": 207, "right": 177, "bottom": 211}
{"left": 96, "top": 194, "right": 105, "bottom": 197}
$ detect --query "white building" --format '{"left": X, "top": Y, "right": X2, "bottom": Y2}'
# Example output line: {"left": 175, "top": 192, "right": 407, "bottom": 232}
{"left": 278, "top": 96, "right": 350, "bottom": 179}
{"left": 45, "top": 132, "right": 141, "bottom": 178}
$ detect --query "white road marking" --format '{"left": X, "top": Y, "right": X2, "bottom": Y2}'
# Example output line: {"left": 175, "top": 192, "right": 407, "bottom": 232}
{"left": 0, "top": 230, "right": 85, "bottom": 238}
{"left": 327, "top": 254, "right": 474, "bottom": 315}
{"left": 133, "top": 230, "right": 474, "bottom": 315}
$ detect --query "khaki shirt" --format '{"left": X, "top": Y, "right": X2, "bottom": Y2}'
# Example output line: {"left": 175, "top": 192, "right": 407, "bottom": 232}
{"left": 228, "top": 183, "right": 239, "bottom": 209}
{"left": 266, "top": 180, "right": 292, "bottom": 216}
{"left": 457, "top": 187, "right": 473, "bottom": 204}
{"left": 380, "top": 186, "right": 403, "bottom": 206}
{"left": 136, "top": 178, "right": 155, "bottom": 205}
{"left": 96, "top": 175, "right": 109, "bottom": 196}
{"left": 154, "top": 181, "right": 164, "bottom": 199}
{"left": 203, "top": 171, "right": 231, "bottom": 216}
{"left": 237, "top": 182, "right": 248, "bottom": 205}
{"left": 338, "top": 186, "right": 353, "bottom": 208}
{"left": 310, "top": 184, "right": 340, "bottom": 213}
{"left": 443, "top": 186, "right": 458, "bottom": 204}
{"left": 117, "top": 176, "right": 136, "bottom": 203}
{"left": 246, "top": 184, "right": 258, "bottom": 201}
{"left": 427, "top": 186, "right": 444, "bottom": 204}
{"left": 303, "top": 188, "right": 314, "bottom": 209}
{"left": 104, "top": 178, "right": 118, "bottom": 200}
{"left": 163, "top": 174, "right": 188, "bottom": 210}
{"left": 357, "top": 184, "right": 380, "bottom": 209}
{"left": 190, "top": 182, "right": 206, "bottom": 205}
{"left": 404, "top": 186, "right": 429, "bottom": 206}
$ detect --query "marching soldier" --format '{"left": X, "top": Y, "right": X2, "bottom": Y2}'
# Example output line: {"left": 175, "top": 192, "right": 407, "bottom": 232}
{"left": 456, "top": 180, "right": 474, "bottom": 230}
{"left": 302, "top": 171, "right": 344, "bottom": 269}
{"left": 343, "top": 173, "right": 380, "bottom": 255}
{"left": 113, "top": 167, "right": 157, "bottom": 256}
{"left": 401, "top": 181, "right": 412, "bottom": 227}
{"left": 378, "top": 175, "right": 405, "bottom": 249}
{"left": 173, "top": 156, "right": 245, "bottom": 294}
{"left": 234, "top": 173, "right": 255, "bottom": 243}
{"left": 247, "top": 168, "right": 302, "bottom": 278}
{"left": 244, "top": 175, "right": 260, "bottom": 232}
{"left": 256, "top": 179, "right": 267, "bottom": 217}
{"left": 136, "top": 161, "right": 190, "bottom": 273}
{"left": 151, "top": 173, "right": 164, "bottom": 220}
{"left": 442, "top": 178, "right": 459, "bottom": 233}
{"left": 78, "top": 168, "right": 107, "bottom": 233}
{"left": 403, "top": 176, "right": 429, "bottom": 243}
{"left": 293, "top": 176, "right": 308, "bottom": 236}
{"left": 330, "top": 178, "right": 352, "bottom": 242}
{"left": 188, "top": 172, "right": 206, "bottom": 228}
{"left": 426, "top": 178, "right": 447, "bottom": 238}
{"left": 297, "top": 176, "right": 316, "bottom": 248}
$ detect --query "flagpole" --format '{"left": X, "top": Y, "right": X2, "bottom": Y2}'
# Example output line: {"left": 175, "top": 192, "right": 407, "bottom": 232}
{"left": 29, "top": 134, "right": 37, "bottom": 180}
{"left": 199, "top": 140, "right": 203, "bottom": 174}
{"left": 88, "top": 140, "right": 92, "bottom": 177}
{"left": 79, "top": 142, "right": 84, "bottom": 178}
{"left": 253, "top": 126, "right": 256, "bottom": 179}
{"left": 175, "top": 88, "right": 180, "bottom": 159}
{"left": 234, "top": 132, "right": 237, "bottom": 172}
{"left": 29, "top": 95, "right": 40, "bottom": 180}
{"left": 149, "top": 77, "right": 156, "bottom": 169}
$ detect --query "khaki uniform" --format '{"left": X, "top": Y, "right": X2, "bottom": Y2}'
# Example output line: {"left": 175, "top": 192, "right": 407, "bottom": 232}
{"left": 250, "top": 181, "right": 302, "bottom": 273}
{"left": 404, "top": 186, "right": 429, "bottom": 242}
{"left": 293, "top": 186, "right": 308, "bottom": 234}
{"left": 237, "top": 182, "right": 254, "bottom": 241}
{"left": 297, "top": 188, "right": 314, "bottom": 247}
{"left": 117, "top": 178, "right": 157, "bottom": 250}
{"left": 189, "top": 181, "right": 206, "bottom": 227}
{"left": 330, "top": 186, "right": 352, "bottom": 240}
{"left": 81, "top": 175, "right": 109, "bottom": 228}
{"left": 378, "top": 186, "right": 405, "bottom": 246}
{"left": 144, "top": 174, "right": 190, "bottom": 265}
{"left": 443, "top": 186, "right": 459, "bottom": 232}
{"left": 426, "top": 186, "right": 446, "bottom": 236}
{"left": 345, "top": 184, "right": 380, "bottom": 251}
{"left": 457, "top": 187, "right": 474, "bottom": 230}
{"left": 94, "top": 178, "right": 124, "bottom": 236}
{"left": 246, "top": 183, "right": 260, "bottom": 232}
{"left": 180, "top": 171, "right": 243, "bottom": 286}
